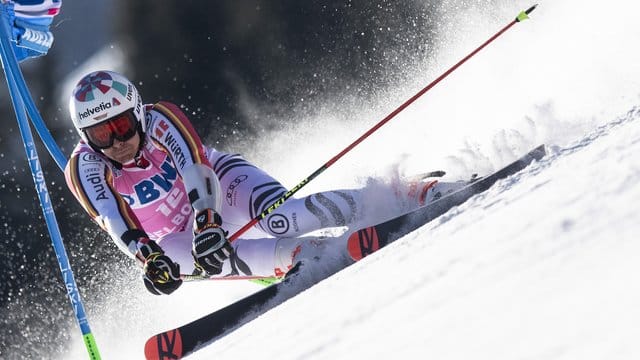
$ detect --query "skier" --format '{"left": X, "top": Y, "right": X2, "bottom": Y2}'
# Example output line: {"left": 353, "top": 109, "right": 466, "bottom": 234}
{"left": 65, "top": 70, "right": 464, "bottom": 295}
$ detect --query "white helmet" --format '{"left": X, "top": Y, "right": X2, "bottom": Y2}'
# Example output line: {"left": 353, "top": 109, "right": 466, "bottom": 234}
{"left": 69, "top": 70, "right": 146, "bottom": 143}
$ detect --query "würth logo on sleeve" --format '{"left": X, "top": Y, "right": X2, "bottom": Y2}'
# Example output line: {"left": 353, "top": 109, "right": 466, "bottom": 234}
{"left": 155, "top": 119, "right": 170, "bottom": 139}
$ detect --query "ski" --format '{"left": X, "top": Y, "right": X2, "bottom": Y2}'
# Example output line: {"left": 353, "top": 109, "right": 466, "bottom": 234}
{"left": 144, "top": 144, "right": 546, "bottom": 360}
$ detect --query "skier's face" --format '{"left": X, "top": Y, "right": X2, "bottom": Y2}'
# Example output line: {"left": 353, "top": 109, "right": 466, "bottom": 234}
{"left": 101, "top": 131, "right": 141, "bottom": 163}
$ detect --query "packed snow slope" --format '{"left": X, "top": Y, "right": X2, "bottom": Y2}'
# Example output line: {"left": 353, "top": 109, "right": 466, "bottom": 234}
{"left": 62, "top": 0, "right": 640, "bottom": 359}
{"left": 198, "top": 109, "right": 640, "bottom": 360}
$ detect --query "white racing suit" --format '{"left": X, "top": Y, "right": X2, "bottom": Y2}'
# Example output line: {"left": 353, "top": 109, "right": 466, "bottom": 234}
{"left": 65, "top": 101, "right": 463, "bottom": 279}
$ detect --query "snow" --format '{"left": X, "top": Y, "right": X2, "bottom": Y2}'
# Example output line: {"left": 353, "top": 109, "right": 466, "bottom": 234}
{"left": 62, "top": 0, "right": 640, "bottom": 359}
{"left": 195, "top": 110, "right": 640, "bottom": 360}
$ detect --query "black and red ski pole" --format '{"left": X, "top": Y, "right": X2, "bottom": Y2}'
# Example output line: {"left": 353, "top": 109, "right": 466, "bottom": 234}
{"left": 228, "top": 4, "right": 538, "bottom": 242}
{"left": 181, "top": 5, "right": 538, "bottom": 282}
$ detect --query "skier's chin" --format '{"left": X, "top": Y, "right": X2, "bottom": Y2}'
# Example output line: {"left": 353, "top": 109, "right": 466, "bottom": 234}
{"left": 104, "top": 146, "right": 136, "bottom": 163}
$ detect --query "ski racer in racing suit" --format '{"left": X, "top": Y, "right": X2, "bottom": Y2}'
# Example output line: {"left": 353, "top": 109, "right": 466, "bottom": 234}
{"left": 64, "top": 70, "right": 463, "bottom": 295}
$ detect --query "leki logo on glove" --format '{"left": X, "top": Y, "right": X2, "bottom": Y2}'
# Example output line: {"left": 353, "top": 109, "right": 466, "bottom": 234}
{"left": 75, "top": 71, "right": 130, "bottom": 102}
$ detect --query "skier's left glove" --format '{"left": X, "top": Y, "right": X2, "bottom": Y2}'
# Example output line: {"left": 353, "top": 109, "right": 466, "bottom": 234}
{"left": 192, "top": 209, "right": 234, "bottom": 276}
{"left": 1, "top": 1, "right": 61, "bottom": 62}
{"left": 136, "top": 238, "right": 183, "bottom": 296}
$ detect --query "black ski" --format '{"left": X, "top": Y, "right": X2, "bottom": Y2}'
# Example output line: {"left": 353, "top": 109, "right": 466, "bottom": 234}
{"left": 144, "top": 144, "right": 546, "bottom": 360}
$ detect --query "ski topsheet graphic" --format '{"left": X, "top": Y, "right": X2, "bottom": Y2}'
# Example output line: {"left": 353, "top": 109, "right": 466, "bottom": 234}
{"left": 144, "top": 145, "right": 546, "bottom": 360}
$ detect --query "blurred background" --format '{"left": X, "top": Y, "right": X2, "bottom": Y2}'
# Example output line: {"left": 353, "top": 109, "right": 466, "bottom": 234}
{"left": 0, "top": 1, "right": 441, "bottom": 357}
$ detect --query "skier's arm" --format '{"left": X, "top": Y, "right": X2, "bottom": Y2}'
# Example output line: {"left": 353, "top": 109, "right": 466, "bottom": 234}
{"left": 64, "top": 151, "right": 146, "bottom": 258}
{"left": 147, "top": 101, "right": 233, "bottom": 275}
{"left": 146, "top": 101, "right": 212, "bottom": 174}
{"left": 64, "top": 151, "right": 182, "bottom": 295}
{"left": 3, "top": 0, "right": 62, "bottom": 62}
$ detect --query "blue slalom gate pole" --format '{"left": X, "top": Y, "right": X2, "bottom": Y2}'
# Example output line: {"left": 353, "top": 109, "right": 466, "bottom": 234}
{"left": 0, "top": 6, "right": 67, "bottom": 171}
{"left": 0, "top": 45, "right": 67, "bottom": 169}
{"left": 0, "top": 5, "right": 100, "bottom": 359}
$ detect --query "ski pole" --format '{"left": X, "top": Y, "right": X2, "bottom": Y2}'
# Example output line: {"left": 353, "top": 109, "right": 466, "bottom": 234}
{"left": 227, "top": 4, "right": 538, "bottom": 242}
{"left": 0, "top": 5, "right": 102, "bottom": 360}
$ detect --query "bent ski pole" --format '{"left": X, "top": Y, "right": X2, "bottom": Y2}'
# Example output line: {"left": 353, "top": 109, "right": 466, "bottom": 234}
{"left": 0, "top": 5, "right": 102, "bottom": 360}
{"left": 228, "top": 4, "right": 539, "bottom": 242}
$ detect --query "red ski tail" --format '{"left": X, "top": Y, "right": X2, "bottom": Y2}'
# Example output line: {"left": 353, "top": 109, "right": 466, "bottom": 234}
{"left": 347, "top": 226, "right": 382, "bottom": 261}
{"left": 144, "top": 329, "right": 184, "bottom": 360}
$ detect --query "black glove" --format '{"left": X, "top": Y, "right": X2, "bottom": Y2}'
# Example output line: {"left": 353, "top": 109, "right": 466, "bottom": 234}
{"left": 136, "top": 239, "right": 182, "bottom": 295}
{"left": 192, "top": 209, "right": 234, "bottom": 276}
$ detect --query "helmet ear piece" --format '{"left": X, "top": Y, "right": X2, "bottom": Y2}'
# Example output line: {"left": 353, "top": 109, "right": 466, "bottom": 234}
{"left": 136, "top": 120, "right": 145, "bottom": 137}
{"left": 135, "top": 94, "right": 148, "bottom": 132}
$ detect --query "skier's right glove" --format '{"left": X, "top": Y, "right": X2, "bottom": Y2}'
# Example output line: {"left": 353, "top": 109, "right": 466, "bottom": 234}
{"left": 136, "top": 238, "right": 183, "bottom": 296}
{"left": 192, "top": 209, "right": 234, "bottom": 276}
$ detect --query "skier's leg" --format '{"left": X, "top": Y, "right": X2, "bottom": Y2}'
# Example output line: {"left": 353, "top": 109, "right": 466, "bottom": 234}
{"left": 393, "top": 178, "right": 471, "bottom": 210}
{"left": 207, "top": 150, "right": 365, "bottom": 237}
{"left": 261, "top": 190, "right": 364, "bottom": 237}
{"left": 158, "top": 229, "right": 281, "bottom": 278}
{"left": 206, "top": 150, "right": 283, "bottom": 237}
{"left": 274, "top": 235, "right": 354, "bottom": 279}
{"left": 267, "top": 177, "right": 468, "bottom": 235}
{"left": 156, "top": 230, "right": 195, "bottom": 274}
{"left": 206, "top": 150, "right": 469, "bottom": 239}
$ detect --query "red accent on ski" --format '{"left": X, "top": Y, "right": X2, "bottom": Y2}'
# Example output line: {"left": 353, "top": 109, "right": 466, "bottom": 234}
{"left": 347, "top": 226, "right": 380, "bottom": 261}
{"left": 418, "top": 180, "right": 438, "bottom": 206}
{"left": 144, "top": 329, "right": 183, "bottom": 360}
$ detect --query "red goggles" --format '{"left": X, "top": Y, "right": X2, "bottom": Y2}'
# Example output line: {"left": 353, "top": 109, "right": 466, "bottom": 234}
{"left": 84, "top": 111, "right": 138, "bottom": 149}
